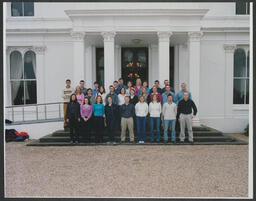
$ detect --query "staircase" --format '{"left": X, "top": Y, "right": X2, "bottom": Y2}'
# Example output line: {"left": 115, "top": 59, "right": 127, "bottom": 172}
{"left": 27, "top": 125, "right": 247, "bottom": 146}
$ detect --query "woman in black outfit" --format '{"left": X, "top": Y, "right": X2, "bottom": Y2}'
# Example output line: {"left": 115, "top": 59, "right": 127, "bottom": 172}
{"left": 105, "top": 96, "right": 119, "bottom": 143}
{"left": 129, "top": 88, "right": 138, "bottom": 130}
{"left": 66, "top": 94, "right": 81, "bottom": 144}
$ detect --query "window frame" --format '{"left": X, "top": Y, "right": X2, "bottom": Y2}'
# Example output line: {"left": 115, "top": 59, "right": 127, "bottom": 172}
{"left": 9, "top": 50, "right": 37, "bottom": 105}
{"left": 233, "top": 45, "right": 249, "bottom": 106}
{"left": 235, "top": 2, "right": 250, "bottom": 15}
{"left": 11, "top": 2, "right": 34, "bottom": 17}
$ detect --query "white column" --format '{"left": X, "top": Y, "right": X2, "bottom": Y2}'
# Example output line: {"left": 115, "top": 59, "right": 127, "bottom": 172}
{"left": 71, "top": 31, "right": 85, "bottom": 85}
{"left": 157, "top": 31, "right": 172, "bottom": 86}
{"left": 34, "top": 46, "right": 47, "bottom": 104}
{"left": 85, "top": 44, "right": 93, "bottom": 88}
{"left": 223, "top": 44, "right": 236, "bottom": 117}
{"left": 101, "top": 31, "right": 116, "bottom": 92}
{"left": 188, "top": 31, "right": 203, "bottom": 125}
{"left": 149, "top": 44, "right": 159, "bottom": 87}
{"left": 174, "top": 45, "right": 179, "bottom": 93}
{"left": 115, "top": 45, "right": 121, "bottom": 80}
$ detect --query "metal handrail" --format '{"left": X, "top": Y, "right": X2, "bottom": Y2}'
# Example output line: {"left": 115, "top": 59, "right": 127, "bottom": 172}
{"left": 5, "top": 102, "right": 66, "bottom": 123}
{"left": 5, "top": 101, "right": 66, "bottom": 108}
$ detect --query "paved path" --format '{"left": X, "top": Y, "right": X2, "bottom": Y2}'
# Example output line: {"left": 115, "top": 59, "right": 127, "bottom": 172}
{"left": 5, "top": 141, "right": 248, "bottom": 198}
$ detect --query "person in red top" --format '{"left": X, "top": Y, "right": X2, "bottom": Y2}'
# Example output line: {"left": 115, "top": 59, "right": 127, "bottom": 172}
{"left": 149, "top": 86, "right": 162, "bottom": 102}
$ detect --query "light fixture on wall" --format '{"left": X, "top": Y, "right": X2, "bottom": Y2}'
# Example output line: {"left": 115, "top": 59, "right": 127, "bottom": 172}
{"left": 132, "top": 39, "right": 141, "bottom": 44}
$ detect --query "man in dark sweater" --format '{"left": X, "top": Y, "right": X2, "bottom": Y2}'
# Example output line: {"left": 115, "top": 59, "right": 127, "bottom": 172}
{"left": 120, "top": 96, "right": 135, "bottom": 143}
{"left": 177, "top": 92, "right": 197, "bottom": 143}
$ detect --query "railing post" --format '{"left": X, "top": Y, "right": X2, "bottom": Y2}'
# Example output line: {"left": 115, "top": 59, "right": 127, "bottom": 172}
{"left": 59, "top": 103, "right": 61, "bottom": 119}
{"left": 36, "top": 105, "right": 38, "bottom": 120}
{"left": 44, "top": 105, "right": 47, "bottom": 120}
{"left": 22, "top": 107, "right": 24, "bottom": 121}
{"left": 12, "top": 107, "right": 14, "bottom": 122}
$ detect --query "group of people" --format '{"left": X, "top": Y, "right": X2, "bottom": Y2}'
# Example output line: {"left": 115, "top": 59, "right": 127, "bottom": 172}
{"left": 62, "top": 78, "right": 197, "bottom": 144}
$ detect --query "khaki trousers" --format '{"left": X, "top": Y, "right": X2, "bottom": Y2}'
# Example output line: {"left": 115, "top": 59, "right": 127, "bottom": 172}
{"left": 121, "top": 117, "right": 134, "bottom": 142}
{"left": 179, "top": 113, "right": 193, "bottom": 142}
{"left": 63, "top": 103, "right": 68, "bottom": 127}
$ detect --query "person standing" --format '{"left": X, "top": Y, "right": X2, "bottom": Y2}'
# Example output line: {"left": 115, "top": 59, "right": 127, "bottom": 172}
{"left": 105, "top": 96, "right": 119, "bottom": 144}
{"left": 92, "top": 81, "right": 99, "bottom": 96}
{"left": 162, "top": 95, "right": 177, "bottom": 143}
{"left": 149, "top": 94, "right": 161, "bottom": 143}
{"left": 79, "top": 80, "right": 87, "bottom": 95}
{"left": 92, "top": 95, "right": 105, "bottom": 143}
{"left": 117, "top": 78, "right": 127, "bottom": 91}
{"left": 96, "top": 85, "right": 107, "bottom": 105}
{"left": 125, "top": 81, "right": 133, "bottom": 96}
{"left": 85, "top": 88, "right": 95, "bottom": 105}
{"left": 105, "top": 85, "right": 119, "bottom": 105}
{"left": 134, "top": 78, "right": 142, "bottom": 96}
{"left": 113, "top": 81, "right": 120, "bottom": 95}
{"left": 149, "top": 86, "right": 162, "bottom": 102}
{"left": 138, "top": 81, "right": 150, "bottom": 97}
{"left": 135, "top": 96, "right": 148, "bottom": 143}
{"left": 162, "top": 85, "right": 176, "bottom": 104}
{"left": 150, "top": 80, "right": 162, "bottom": 94}
{"left": 129, "top": 88, "right": 138, "bottom": 105}
{"left": 66, "top": 94, "right": 81, "bottom": 144}
{"left": 118, "top": 88, "right": 126, "bottom": 106}
{"left": 161, "top": 80, "right": 175, "bottom": 94}
{"left": 75, "top": 85, "right": 85, "bottom": 105}
{"left": 62, "top": 79, "right": 74, "bottom": 130}
{"left": 177, "top": 92, "right": 197, "bottom": 144}
{"left": 120, "top": 96, "right": 135, "bottom": 143}
{"left": 80, "top": 97, "right": 93, "bottom": 142}
{"left": 175, "top": 82, "right": 192, "bottom": 103}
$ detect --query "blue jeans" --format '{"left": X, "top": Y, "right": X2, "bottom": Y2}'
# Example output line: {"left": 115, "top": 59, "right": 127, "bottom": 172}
{"left": 150, "top": 117, "right": 160, "bottom": 142}
{"left": 164, "top": 119, "right": 176, "bottom": 142}
{"left": 136, "top": 116, "right": 146, "bottom": 141}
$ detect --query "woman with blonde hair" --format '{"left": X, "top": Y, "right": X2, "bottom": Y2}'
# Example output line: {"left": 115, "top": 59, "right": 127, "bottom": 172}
{"left": 134, "top": 78, "right": 142, "bottom": 96}
{"left": 75, "top": 85, "right": 85, "bottom": 105}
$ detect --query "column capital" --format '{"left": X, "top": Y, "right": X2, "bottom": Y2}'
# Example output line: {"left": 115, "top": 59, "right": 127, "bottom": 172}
{"left": 33, "top": 46, "right": 47, "bottom": 55}
{"left": 70, "top": 31, "right": 85, "bottom": 41}
{"left": 223, "top": 44, "right": 236, "bottom": 53}
{"left": 157, "top": 31, "right": 173, "bottom": 42}
{"left": 188, "top": 31, "right": 203, "bottom": 42}
{"left": 101, "top": 31, "right": 116, "bottom": 42}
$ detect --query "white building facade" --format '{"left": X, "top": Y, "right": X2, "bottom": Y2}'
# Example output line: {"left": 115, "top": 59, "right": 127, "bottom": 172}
{"left": 5, "top": 2, "right": 250, "bottom": 133}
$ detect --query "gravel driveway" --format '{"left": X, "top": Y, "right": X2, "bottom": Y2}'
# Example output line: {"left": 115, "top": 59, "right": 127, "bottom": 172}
{"left": 5, "top": 141, "right": 248, "bottom": 198}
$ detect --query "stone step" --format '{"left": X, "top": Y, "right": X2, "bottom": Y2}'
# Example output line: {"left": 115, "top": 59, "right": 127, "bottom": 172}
{"left": 52, "top": 130, "right": 223, "bottom": 137}
{"left": 27, "top": 140, "right": 248, "bottom": 146}
{"left": 39, "top": 135, "right": 234, "bottom": 143}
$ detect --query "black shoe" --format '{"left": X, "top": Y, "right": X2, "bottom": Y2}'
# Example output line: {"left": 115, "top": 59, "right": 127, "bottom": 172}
{"left": 172, "top": 141, "right": 176, "bottom": 144}
{"left": 189, "top": 140, "right": 194, "bottom": 144}
{"left": 179, "top": 140, "right": 184, "bottom": 144}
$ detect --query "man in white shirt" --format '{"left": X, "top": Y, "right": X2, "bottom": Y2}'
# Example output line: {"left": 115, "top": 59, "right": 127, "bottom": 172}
{"left": 162, "top": 94, "right": 177, "bottom": 143}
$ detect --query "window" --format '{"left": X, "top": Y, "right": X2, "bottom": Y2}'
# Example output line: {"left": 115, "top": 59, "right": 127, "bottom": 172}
{"left": 11, "top": 2, "right": 34, "bottom": 16}
{"left": 10, "top": 50, "right": 37, "bottom": 105}
{"left": 233, "top": 47, "right": 249, "bottom": 104}
{"left": 96, "top": 48, "right": 104, "bottom": 86}
{"left": 236, "top": 2, "right": 250, "bottom": 15}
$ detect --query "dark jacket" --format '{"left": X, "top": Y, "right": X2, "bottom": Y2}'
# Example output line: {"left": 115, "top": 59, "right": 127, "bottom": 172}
{"left": 129, "top": 95, "right": 138, "bottom": 105}
{"left": 177, "top": 99, "right": 197, "bottom": 118}
{"left": 67, "top": 101, "right": 81, "bottom": 120}
{"left": 120, "top": 103, "right": 135, "bottom": 118}
{"left": 105, "top": 103, "right": 119, "bottom": 122}
{"left": 105, "top": 92, "right": 119, "bottom": 105}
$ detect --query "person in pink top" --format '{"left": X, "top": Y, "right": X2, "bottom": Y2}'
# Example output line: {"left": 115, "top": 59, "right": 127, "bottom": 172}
{"left": 75, "top": 85, "right": 85, "bottom": 105}
{"left": 134, "top": 78, "right": 142, "bottom": 96}
{"left": 150, "top": 86, "right": 162, "bottom": 102}
{"left": 80, "top": 97, "right": 93, "bottom": 142}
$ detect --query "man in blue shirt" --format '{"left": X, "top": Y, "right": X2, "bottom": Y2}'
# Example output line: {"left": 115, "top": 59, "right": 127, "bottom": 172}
{"left": 162, "top": 85, "right": 176, "bottom": 104}
{"left": 105, "top": 85, "right": 119, "bottom": 105}
{"left": 117, "top": 78, "right": 127, "bottom": 91}
{"left": 92, "top": 81, "right": 99, "bottom": 96}
{"left": 175, "top": 83, "right": 192, "bottom": 103}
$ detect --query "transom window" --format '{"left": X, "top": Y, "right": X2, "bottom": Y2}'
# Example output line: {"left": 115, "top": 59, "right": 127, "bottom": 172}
{"left": 236, "top": 2, "right": 250, "bottom": 15}
{"left": 11, "top": 2, "right": 34, "bottom": 16}
{"left": 233, "top": 46, "right": 249, "bottom": 104}
{"left": 10, "top": 50, "right": 37, "bottom": 105}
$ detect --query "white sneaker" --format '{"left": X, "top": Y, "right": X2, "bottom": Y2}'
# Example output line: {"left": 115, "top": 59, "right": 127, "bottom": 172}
{"left": 141, "top": 141, "right": 144, "bottom": 143}
{"left": 138, "top": 141, "right": 142, "bottom": 143}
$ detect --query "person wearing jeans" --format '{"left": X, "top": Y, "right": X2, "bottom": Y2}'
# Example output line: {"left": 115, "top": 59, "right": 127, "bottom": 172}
{"left": 162, "top": 94, "right": 177, "bottom": 143}
{"left": 149, "top": 94, "right": 161, "bottom": 142}
{"left": 135, "top": 96, "right": 148, "bottom": 143}
{"left": 177, "top": 92, "right": 197, "bottom": 143}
